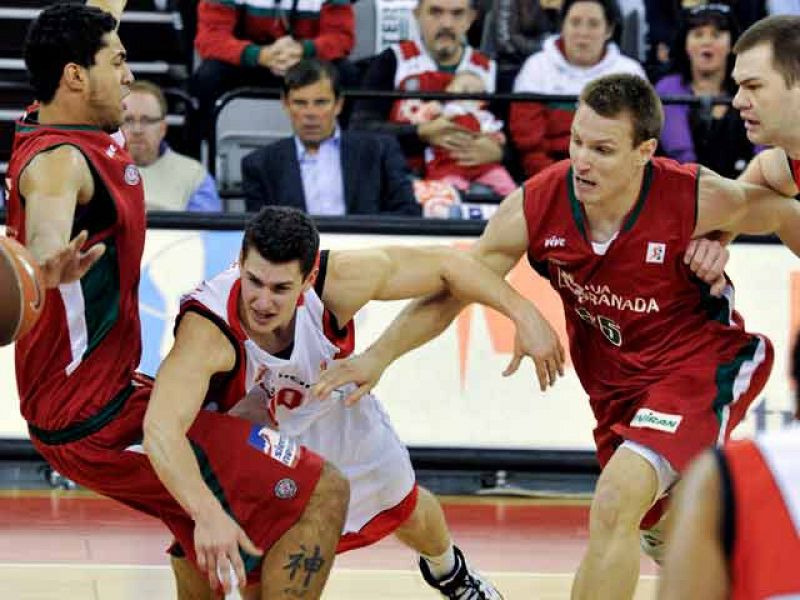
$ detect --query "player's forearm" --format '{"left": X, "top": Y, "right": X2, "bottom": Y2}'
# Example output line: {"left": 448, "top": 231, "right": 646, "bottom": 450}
{"left": 365, "top": 291, "right": 466, "bottom": 370}
{"left": 736, "top": 183, "right": 797, "bottom": 235}
{"left": 441, "top": 251, "right": 531, "bottom": 327}
{"left": 143, "top": 372, "right": 221, "bottom": 521}
{"left": 144, "top": 422, "right": 221, "bottom": 521}
{"left": 86, "top": 0, "right": 126, "bottom": 21}
{"left": 26, "top": 214, "right": 72, "bottom": 265}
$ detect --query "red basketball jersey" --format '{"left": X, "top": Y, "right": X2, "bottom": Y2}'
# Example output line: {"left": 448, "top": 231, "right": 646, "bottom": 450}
{"left": 6, "top": 109, "right": 146, "bottom": 430}
{"left": 726, "top": 431, "right": 800, "bottom": 599}
{"left": 523, "top": 157, "right": 765, "bottom": 403}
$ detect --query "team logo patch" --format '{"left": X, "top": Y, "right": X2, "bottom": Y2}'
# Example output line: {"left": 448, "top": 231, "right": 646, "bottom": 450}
{"left": 247, "top": 425, "right": 299, "bottom": 468}
{"left": 630, "top": 408, "right": 682, "bottom": 433}
{"left": 645, "top": 242, "right": 666, "bottom": 264}
{"left": 274, "top": 478, "right": 297, "bottom": 500}
{"left": 124, "top": 164, "right": 140, "bottom": 186}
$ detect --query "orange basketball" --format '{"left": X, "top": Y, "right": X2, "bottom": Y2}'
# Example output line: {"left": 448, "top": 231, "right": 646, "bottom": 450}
{"left": 0, "top": 237, "right": 46, "bottom": 346}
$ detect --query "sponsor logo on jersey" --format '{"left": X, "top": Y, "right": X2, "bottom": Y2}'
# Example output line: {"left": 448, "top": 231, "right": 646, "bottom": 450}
{"left": 557, "top": 268, "right": 660, "bottom": 314}
{"left": 646, "top": 242, "right": 666, "bottom": 264}
{"left": 124, "top": 164, "right": 140, "bottom": 186}
{"left": 544, "top": 235, "right": 566, "bottom": 248}
{"left": 247, "top": 425, "right": 299, "bottom": 468}
{"left": 274, "top": 478, "right": 297, "bottom": 500}
{"left": 630, "top": 408, "right": 682, "bottom": 433}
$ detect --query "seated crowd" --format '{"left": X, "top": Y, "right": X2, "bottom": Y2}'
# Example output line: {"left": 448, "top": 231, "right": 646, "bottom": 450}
{"left": 2, "top": 0, "right": 791, "bottom": 215}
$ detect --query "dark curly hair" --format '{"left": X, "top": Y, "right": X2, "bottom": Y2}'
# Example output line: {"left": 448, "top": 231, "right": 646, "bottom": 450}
{"left": 24, "top": 3, "right": 118, "bottom": 104}
{"left": 241, "top": 207, "right": 320, "bottom": 278}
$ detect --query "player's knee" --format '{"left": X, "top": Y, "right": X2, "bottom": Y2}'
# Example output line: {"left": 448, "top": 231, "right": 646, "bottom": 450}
{"left": 314, "top": 461, "right": 350, "bottom": 518}
{"left": 591, "top": 480, "right": 635, "bottom": 533}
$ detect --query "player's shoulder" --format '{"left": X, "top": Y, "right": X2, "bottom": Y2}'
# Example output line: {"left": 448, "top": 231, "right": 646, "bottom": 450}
{"left": 523, "top": 160, "right": 571, "bottom": 194}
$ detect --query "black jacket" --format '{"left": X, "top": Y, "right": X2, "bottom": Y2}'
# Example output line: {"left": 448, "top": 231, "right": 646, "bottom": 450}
{"left": 241, "top": 131, "right": 420, "bottom": 215}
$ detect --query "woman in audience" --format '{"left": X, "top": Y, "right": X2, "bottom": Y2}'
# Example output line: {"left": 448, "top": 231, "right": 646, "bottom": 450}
{"left": 655, "top": 4, "right": 755, "bottom": 178}
{"left": 510, "top": 0, "right": 645, "bottom": 177}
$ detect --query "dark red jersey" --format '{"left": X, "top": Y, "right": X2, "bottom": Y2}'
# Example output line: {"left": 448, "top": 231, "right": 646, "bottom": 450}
{"left": 6, "top": 109, "right": 146, "bottom": 429}
{"left": 523, "top": 157, "right": 767, "bottom": 405}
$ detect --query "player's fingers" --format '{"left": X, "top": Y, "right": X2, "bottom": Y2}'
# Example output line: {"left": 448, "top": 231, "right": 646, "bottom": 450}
{"left": 216, "top": 558, "right": 233, "bottom": 595}
{"left": 345, "top": 383, "right": 371, "bottom": 407}
{"left": 79, "top": 243, "right": 106, "bottom": 270}
{"left": 546, "top": 360, "right": 557, "bottom": 388}
{"left": 502, "top": 352, "right": 522, "bottom": 377}
{"left": 534, "top": 360, "right": 547, "bottom": 392}
{"left": 70, "top": 230, "right": 89, "bottom": 251}
{"left": 684, "top": 239, "right": 698, "bottom": 264}
{"left": 557, "top": 346, "right": 566, "bottom": 376}
{"left": 196, "top": 547, "right": 208, "bottom": 573}
{"left": 238, "top": 528, "right": 263, "bottom": 557}
{"left": 709, "top": 274, "right": 727, "bottom": 298}
{"left": 688, "top": 241, "right": 710, "bottom": 273}
{"left": 206, "top": 552, "right": 219, "bottom": 590}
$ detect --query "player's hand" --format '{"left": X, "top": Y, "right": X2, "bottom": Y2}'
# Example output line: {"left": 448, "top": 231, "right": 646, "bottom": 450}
{"left": 194, "top": 505, "right": 263, "bottom": 595}
{"left": 40, "top": 230, "right": 105, "bottom": 289}
{"left": 312, "top": 351, "right": 389, "bottom": 406}
{"left": 504, "top": 306, "right": 566, "bottom": 391}
{"left": 685, "top": 238, "right": 729, "bottom": 297}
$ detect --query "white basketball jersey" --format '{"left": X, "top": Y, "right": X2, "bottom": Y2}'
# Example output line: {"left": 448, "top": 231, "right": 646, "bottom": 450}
{"left": 181, "top": 261, "right": 416, "bottom": 536}
{"left": 181, "top": 263, "right": 359, "bottom": 436}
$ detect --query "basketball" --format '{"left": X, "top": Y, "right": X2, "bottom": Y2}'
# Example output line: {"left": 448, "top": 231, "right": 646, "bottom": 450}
{"left": 0, "top": 236, "right": 46, "bottom": 346}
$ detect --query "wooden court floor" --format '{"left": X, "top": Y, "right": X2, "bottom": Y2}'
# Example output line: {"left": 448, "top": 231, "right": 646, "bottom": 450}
{"left": 0, "top": 491, "right": 658, "bottom": 599}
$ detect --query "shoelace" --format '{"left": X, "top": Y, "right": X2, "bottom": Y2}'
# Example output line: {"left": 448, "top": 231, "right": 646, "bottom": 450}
{"left": 452, "top": 570, "right": 494, "bottom": 600}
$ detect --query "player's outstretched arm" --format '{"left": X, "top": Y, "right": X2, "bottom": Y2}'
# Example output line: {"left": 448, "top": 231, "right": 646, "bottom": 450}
{"left": 695, "top": 167, "right": 800, "bottom": 256}
{"left": 658, "top": 451, "right": 728, "bottom": 600}
{"left": 19, "top": 145, "right": 106, "bottom": 287}
{"left": 143, "top": 312, "right": 262, "bottom": 595}
{"left": 86, "top": 0, "right": 127, "bottom": 22}
{"left": 314, "top": 189, "right": 565, "bottom": 401}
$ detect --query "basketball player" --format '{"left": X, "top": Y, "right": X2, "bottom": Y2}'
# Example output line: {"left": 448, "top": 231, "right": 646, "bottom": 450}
{"left": 313, "top": 74, "right": 800, "bottom": 600}
{"left": 152, "top": 205, "right": 565, "bottom": 600}
{"left": 5, "top": 3, "right": 350, "bottom": 597}
{"left": 658, "top": 333, "right": 800, "bottom": 599}
{"left": 731, "top": 15, "right": 800, "bottom": 255}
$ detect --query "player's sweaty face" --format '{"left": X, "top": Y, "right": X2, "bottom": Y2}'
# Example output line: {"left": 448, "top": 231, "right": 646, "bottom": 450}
{"left": 239, "top": 250, "right": 310, "bottom": 334}
{"left": 87, "top": 32, "right": 133, "bottom": 132}
{"left": 569, "top": 104, "right": 647, "bottom": 206}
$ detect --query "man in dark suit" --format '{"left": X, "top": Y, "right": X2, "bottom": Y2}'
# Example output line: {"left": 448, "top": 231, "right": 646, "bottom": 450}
{"left": 242, "top": 59, "right": 421, "bottom": 216}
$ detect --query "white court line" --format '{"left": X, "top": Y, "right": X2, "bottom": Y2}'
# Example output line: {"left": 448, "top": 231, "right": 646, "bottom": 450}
{"left": 0, "top": 563, "right": 657, "bottom": 581}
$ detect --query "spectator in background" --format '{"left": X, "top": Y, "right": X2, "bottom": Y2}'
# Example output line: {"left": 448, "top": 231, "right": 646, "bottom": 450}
{"left": 645, "top": 1, "right": 766, "bottom": 80}
{"left": 190, "top": 0, "right": 355, "bottom": 139}
{"left": 394, "top": 71, "right": 517, "bottom": 198}
{"left": 242, "top": 60, "right": 419, "bottom": 216}
{"left": 490, "top": 0, "right": 561, "bottom": 73}
{"left": 510, "top": 0, "right": 645, "bottom": 178}
{"left": 656, "top": 4, "right": 755, "bottom": 178}
{"left": 122, "top": 81, "right": 222, "bottom": 212}
{"left": 350, "top": 0, "right": 504, "bottom": 182}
